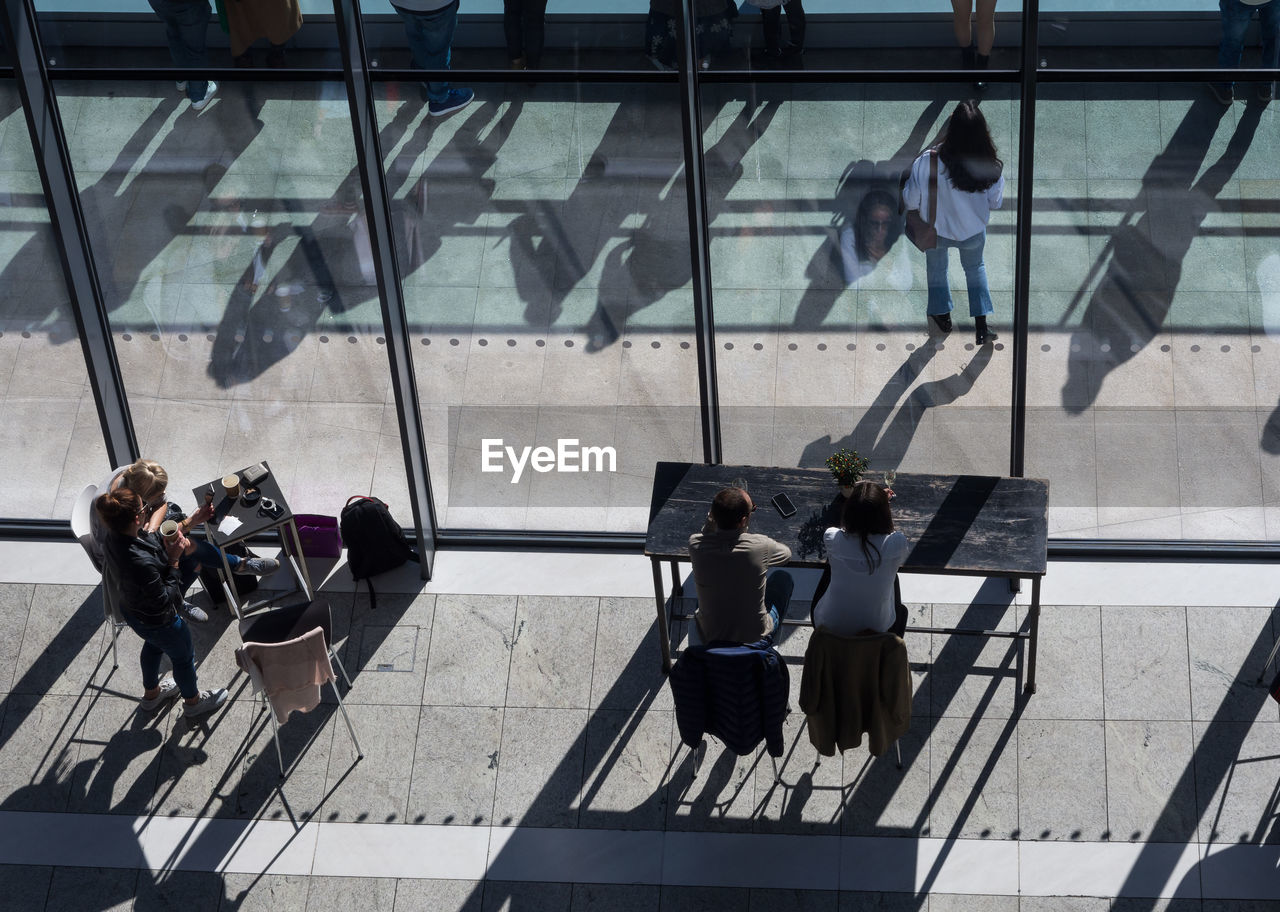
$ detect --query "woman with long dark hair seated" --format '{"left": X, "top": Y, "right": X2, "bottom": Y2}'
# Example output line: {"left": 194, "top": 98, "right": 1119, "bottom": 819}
{"left": 811, "top": 481, "right": 909, "bottom": 638}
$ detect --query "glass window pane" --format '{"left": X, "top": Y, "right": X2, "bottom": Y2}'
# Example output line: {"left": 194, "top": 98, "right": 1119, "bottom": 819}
{"left": 1028, "top": 84, "right": 1278, "bottom": 540}
{"left": 34, "top": 1, "right": 341, "bottom": 70}
{"left": 56, "top": 77, "right": 409, "bottom": 518}
{"left": 376, "top": 82, "right": 701, "bottom": 531}
{"left": 0, "top": 79, "right": 107, "bottom": 518}
{"left": 713, "top": 84, "right": 1016, "bottom": 486}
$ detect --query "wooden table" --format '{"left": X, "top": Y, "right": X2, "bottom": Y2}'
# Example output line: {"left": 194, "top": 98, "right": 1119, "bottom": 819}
{"left": 192, "top": 461, "right": 313, "bottom": 617}
{"left": 644, "top": 462, "right": 1050, "bottom": 692}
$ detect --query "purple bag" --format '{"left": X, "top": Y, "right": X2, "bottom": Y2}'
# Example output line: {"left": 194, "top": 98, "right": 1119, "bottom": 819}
{"left": 292, "top": 514, "right": 342, "bottom": 559}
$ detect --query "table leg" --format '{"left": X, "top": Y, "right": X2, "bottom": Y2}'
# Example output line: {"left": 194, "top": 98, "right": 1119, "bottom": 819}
{"left": 1024, "top": 576, "right": 1041, "bottom": 694}
{"left": 217, "top": 548, "right": 242, "bottom": 619}
{"left": 652, "top": 557, "right": 673, "bottom": 675}
{"left": 283, "top": 519, "right": 313, "bottom": 601}
{"left": 1008, "top": 578, "right": 1021, "bottom": 594}
{"left": 670, "top": 560, "right": 683, "bottom": 598}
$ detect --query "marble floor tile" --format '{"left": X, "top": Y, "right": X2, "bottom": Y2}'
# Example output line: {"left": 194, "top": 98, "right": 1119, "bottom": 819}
{"left": 577, "top": 708, "right": 673, "bottom": 831}
{"left": 393, "top": 879, "right": 484, "bottom": 912}
{"left": 134, "top": 869, "right": 225, "bottom": 912}
{"left": 423, "top": 595, "right": 517, "bottom": 708}
{"left": 345, "top": 624, "right": 430, "bottom": 706}
{"left": 1018, "top": 719, "right": 1108, "bottom": 842}
{"left": 1185, "top": 605, "right": 1277, "bottom": 723}
{"left": 589, "top": 597, "right": 674, "bottom": 714}
{"left": 659, "top": 884, "right": 751, "bottom": 912}
{"left": 1192, "top": 719, "right": 1280, "bottom": 844}
{"left": 840, "top": 724, "right": 931, "bottom": 839}
{"left": 506, "top": 596, "right": 597, "bottom": 709}
{"left": 45, "top": 865, "right": 138, "bottom": 912}
{"left": 571, "top": 882, "right": 660, "bottom": 912}
{"left": 0, "top": 863, "right": 51, "bottom": 912}
{"left": 927, "top": 717, "right": 1021, "bottom": 840}
{"left": 407, "top": 704, "right": 502, "bottom": 827}
{"left": 321, "top": 702, "right": 420, "bottom": 824}
{"left": 1021, "top": 604, "right": 1105, "bottom": 721}
{"left": 305, "top": 876, "right": 397, "bottom": 911}
{"left": 218, "top": 872, "right": 311, "bottom": 912}
{"left": 1101, "top": 606, "right": 1192, "bottom": 722}
{"left": 666, "top": 735, "right": 762, "bottom": 835}
{"left": 929, "top": 603, "right": 1024, "bottom": 720}
{"left": 1104, "top": 720, "right": 1198, "bottom": 844}
{"left": 493, "top": 706, "right": 588, "bottom": 828}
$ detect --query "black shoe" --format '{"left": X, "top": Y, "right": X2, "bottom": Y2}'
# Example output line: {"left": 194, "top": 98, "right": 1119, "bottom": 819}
{"left": 961, "top": 45, "right": 976, "bottom": 69}
{"left": 930, "top": 312, "right": 953, "bottom": 334}
{"left": 975, "top": 317, "right": 998, "bottom": 345}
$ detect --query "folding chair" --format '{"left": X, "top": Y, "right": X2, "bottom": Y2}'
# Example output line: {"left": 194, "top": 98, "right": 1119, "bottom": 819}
{"left": 71, "top": 482, "right": 127, "bottom": 670}
{"left": 235, "top": 600, "right": 361, "bottom": 776}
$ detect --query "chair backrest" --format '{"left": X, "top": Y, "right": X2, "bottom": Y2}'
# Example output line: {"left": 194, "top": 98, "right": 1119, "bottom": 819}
{"left": 669, "top": 639, "right": 789, "bottom": 757}
{"left": 71, "top": 483, "right": 102, "bottom": 573}
{"left": 236, "top": 627, "right": 336, "bottom": 723}
{"left": 799, "top": 628, "right": 910, "bottom": 758}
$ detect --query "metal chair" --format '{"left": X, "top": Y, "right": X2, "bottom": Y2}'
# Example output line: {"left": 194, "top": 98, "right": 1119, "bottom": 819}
{"left": 235, "top": 600, "right": 361, "bottom": 776}
{"left": 71, "top": 482, "right": 127, "bottom": 670}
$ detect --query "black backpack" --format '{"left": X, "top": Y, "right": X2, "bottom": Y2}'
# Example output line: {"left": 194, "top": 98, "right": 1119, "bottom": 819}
{"left": 340, "top": 496, "right": 418, "bottom": 608}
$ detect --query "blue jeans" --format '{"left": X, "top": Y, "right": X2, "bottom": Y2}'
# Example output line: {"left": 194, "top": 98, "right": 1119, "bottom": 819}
{"left": 178, "top": 539, "right": 240, "bottom": 592}
{"left": 925, "top": 230, "right": 994, "bottom": 318}
{"left": 147, "top": 0, "right": 211, "bottom": 102}
{"left": 1218, "top": 0, "right": 1280, "bottom": 89}
{"left": 126, "top": 614, "right": 199, "bottom": 699}
{"left": 394, "top": 0, "right": 459, "bottom": 104}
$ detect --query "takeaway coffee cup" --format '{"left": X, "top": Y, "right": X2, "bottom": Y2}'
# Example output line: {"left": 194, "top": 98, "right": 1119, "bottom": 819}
{"left": 160, "top": 519, "right": 180, "bottom": 543}
{"left": 222, "top": 473, "right": 241, "bottom": 500}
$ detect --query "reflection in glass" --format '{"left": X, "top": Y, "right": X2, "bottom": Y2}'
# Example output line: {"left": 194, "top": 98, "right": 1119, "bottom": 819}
{"left": 376, "top": 82, "right": 699, "bottom": 531}
{"left": 56, "top": 78, "right": 407, "bottom": 518}
{"left": 710, "top": 85, "right": 1013, "bottom": 489}
{"left": 0, "top": 81, "right": 107, "bottom": 517}
{"left": 1028, "top": 85, "right": 1278, "bottom": 540}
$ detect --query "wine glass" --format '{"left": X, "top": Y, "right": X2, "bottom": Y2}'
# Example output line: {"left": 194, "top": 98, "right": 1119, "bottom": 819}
{"left": 884, "top": 469, "right": 897, "bottom": 500}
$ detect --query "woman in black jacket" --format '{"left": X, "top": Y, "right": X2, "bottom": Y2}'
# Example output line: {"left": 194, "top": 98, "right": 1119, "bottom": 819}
{"left": 97, "top": 488, "right": 229, "bottom": 718}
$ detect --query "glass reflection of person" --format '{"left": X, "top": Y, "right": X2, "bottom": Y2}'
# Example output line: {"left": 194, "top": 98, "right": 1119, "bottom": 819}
{"left": 837, "top": 187, "right": 907, "bottom": 286}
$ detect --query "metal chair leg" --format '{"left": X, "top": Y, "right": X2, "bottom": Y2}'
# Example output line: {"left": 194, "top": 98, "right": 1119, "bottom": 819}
{"left": 329, "top": 648, "right": 354, "bottom": 690}
{"left": 330, "top": 679, "right": 363, "bottom": 761}
{"left": 770, "top": 752, "right": 781, "bottom": 784}
{"left": 1257, "top": 634, "right": 1280, "bottom": 685}
{"left": 267, "top": 703, "right": 284, "bottom": 777}
{"left": 895, "top": 740, "right": 903, "bottom": 770}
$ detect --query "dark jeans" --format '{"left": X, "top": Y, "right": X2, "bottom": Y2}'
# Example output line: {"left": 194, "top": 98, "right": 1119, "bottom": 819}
{"left": 126, "top": 614, "right": 199, "bottom": 698}
{"left": 177, "top": 538, "right": 238, "bottom": 592}
{"left": 504, "top": 0, "right": 548, "bottom": 67}
{"left": 147, "top": 0, "right": 211, "bottom": 102}
{"left": 761, "top": 0, "right": 805, "bottom": 53}
{"left": 393, "top": 0, "right": 460, "bottom": 104}
{"left": 1218, "top": 0, "right": 1280, "bottom": 89}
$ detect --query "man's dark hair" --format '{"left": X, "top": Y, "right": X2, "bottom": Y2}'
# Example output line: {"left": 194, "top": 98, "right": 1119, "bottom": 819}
{"left": 96, "top": 488, "right": 142, "bottom": 536}
{"left": 710, "top": 487, "right": 751, "bottom": 530}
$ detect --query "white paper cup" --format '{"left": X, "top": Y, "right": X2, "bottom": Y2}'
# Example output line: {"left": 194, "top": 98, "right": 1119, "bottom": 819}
{"left": 222, "top": 474, "right": 241, "bottom": 499}
{"left": 159, "top": 519, "right": 180, "bottom": 542}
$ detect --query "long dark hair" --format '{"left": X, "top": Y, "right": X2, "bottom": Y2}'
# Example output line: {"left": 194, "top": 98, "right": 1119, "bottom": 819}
{"left": 839, "top": 480, "right": 895, "bottom": 570}
{"left": 937, "top": 101, "right": 1003, "bottom": 193}
{"left": 853, "top": 188, "right": 901, "bottom": 262}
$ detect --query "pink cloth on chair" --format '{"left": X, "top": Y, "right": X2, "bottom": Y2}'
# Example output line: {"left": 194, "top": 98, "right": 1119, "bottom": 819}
{"left": 236, "top": 627, "right": 335, "bottom": 723}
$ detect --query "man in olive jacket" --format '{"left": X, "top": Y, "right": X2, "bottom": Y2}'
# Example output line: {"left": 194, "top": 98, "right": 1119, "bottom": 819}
{"left": 688, "top": 487, "right": 794, "bottom": 645}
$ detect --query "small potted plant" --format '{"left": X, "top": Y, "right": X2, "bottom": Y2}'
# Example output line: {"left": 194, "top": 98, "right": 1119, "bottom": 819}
{"left": 826, "top": 448, "right": 869, "bottom": 497}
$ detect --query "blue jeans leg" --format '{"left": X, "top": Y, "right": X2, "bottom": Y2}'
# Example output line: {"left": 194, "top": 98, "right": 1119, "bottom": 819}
{"left": 924, "top": 245, "right": 954, "bottom": 316}
{"left": 127, "top": 615, "right": 199, "bottom": 698}
{"left": 1218, "top": 0, "right": 1256, "bottom": 90}
{"left": 764, "top": 569, "right": 795, "bottom": 641}
{"left": 956, "top": 230, "right": 994, "bottom": 318}
{"left": 177, "top": 539, "right": 238, "bottom": 592}
{"left": 394, "top": 0, "right": 458, "bottom": 104}
{"left": 147, "top": 0, "right": 210, "bottom": 102}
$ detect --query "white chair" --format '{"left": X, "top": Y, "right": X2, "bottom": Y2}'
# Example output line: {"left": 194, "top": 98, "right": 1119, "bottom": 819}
{"left": 235, "top": 600, "right": 361, "bottom": 776}
{"left": 71, "top": 482, "right": 127, "bottom": 670}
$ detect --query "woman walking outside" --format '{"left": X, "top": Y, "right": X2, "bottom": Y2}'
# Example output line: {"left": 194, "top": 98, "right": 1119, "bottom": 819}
{"left": 902, "top": 100, "right": 1004, "bottom": 345}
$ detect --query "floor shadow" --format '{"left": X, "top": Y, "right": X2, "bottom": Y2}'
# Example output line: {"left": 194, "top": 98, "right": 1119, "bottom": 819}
{"left": 1061, "top": 96, "right": 1262, "bottom": 413}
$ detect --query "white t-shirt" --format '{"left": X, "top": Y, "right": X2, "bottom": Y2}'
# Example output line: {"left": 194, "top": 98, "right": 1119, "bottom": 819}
{"left": 812, "top": 529, "right": 910, "bottom": 636}
{"left": 902, "top": 153, "right": 1004, "bottom": 243}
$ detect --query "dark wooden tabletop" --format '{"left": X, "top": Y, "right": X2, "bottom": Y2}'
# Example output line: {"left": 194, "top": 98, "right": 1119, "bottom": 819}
{"left": 644, "top": 462, "right": 1049, "bottom": 578}
{"left": 192, "top": 460, "right": 294, "bottom": 548}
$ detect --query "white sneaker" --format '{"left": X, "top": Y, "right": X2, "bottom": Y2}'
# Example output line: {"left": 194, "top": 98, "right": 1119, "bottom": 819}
{"left": 181, "top": 601, "right": 209, "bottom": 623}
{"left": 176, "top": 81, "right": 188, "bottom": 92}
{"left": 191, "top": 81, "right": 218, "bottom": 111}
{"left": 183, "top": 688, "right": 229, "bottom": 718}
{"left": 140, "top": 676, "right": 179, "bottom": 711}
